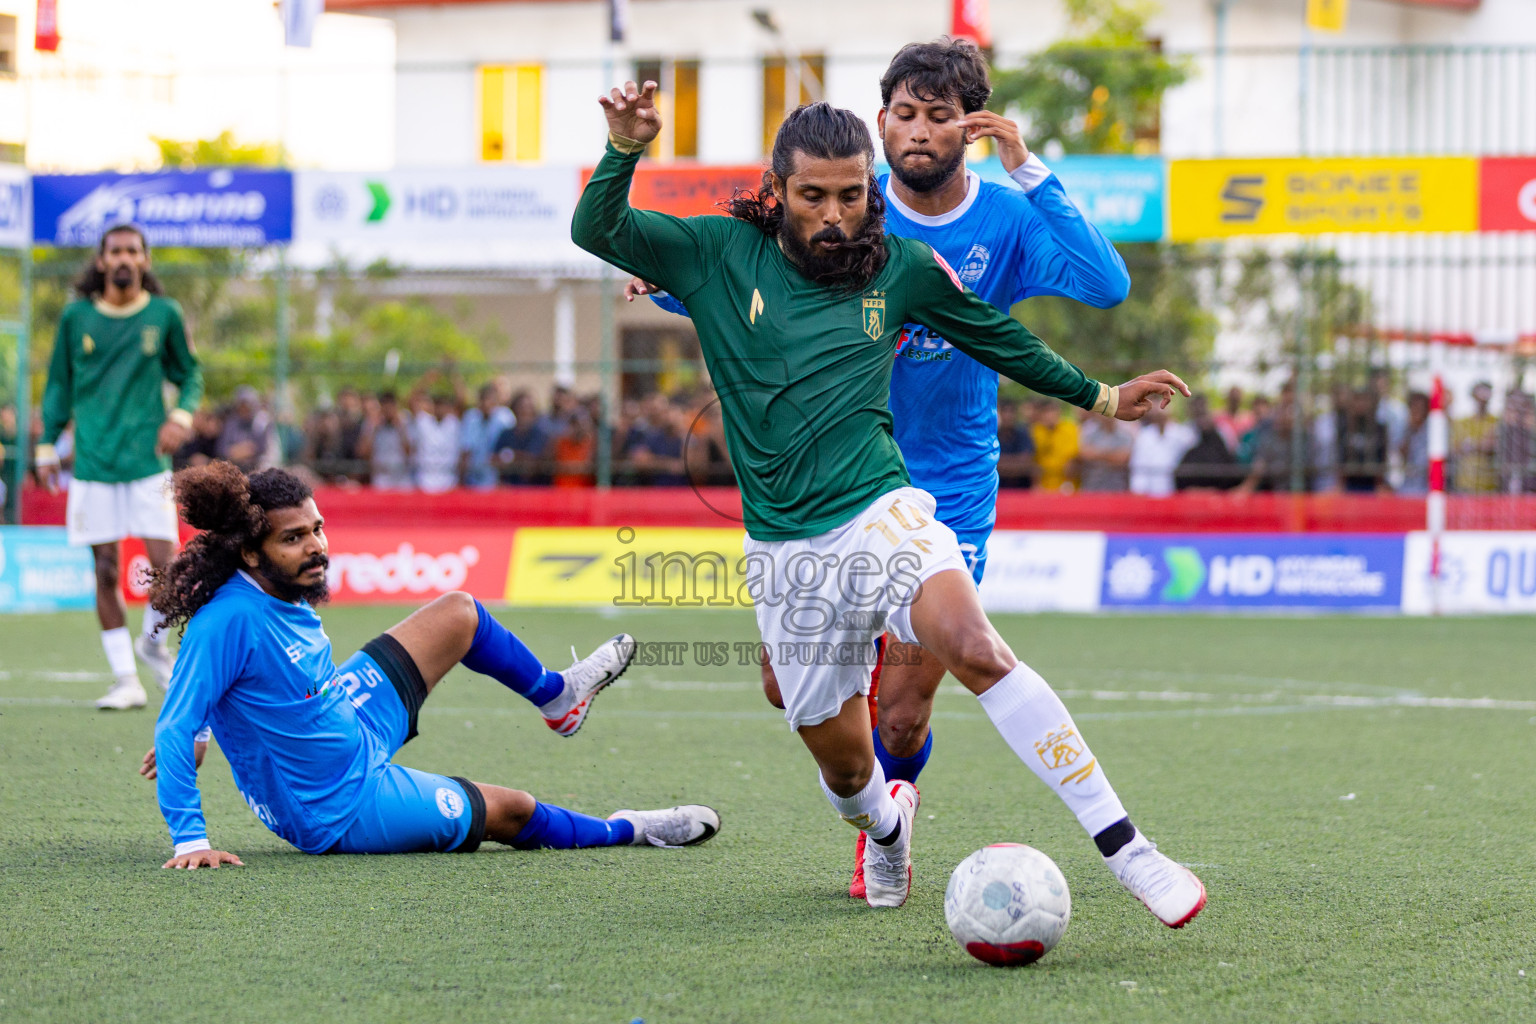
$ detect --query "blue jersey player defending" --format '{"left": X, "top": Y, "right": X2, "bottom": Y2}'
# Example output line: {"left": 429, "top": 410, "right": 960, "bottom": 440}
{"left": 141, "top": 462, "right": 719, "bottom": 868}
{"left": 631, "top": 39, "right": 1187, "bottom": 913}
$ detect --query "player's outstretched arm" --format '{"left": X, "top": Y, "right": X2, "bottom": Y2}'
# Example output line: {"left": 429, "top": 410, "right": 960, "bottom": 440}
{"left": 902, "top": 240, "right": 1187, "bottom": 416}
{"left": 571, "top": 81, "right": 724, "bottom": 302}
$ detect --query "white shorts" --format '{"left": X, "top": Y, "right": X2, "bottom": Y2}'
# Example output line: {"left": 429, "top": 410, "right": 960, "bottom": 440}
{"left": 745, "top": 487, "right": 971, "bottom": 731}
{"left": 66, "top": 472, "right": 179, "bottom": 547}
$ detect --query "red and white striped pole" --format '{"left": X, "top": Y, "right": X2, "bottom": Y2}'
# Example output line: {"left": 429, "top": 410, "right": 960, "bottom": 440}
{"left": 1426, "top": 351, "right": 1449, "bottom": 616}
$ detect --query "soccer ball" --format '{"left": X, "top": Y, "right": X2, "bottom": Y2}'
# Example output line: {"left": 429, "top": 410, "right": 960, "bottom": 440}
{"left": 944, "top": 843, "right": 1071, "bottom": 966}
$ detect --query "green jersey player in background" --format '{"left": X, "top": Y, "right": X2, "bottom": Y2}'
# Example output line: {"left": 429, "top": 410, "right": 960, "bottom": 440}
{"left": 573, "top": 81, "right": 1205, "bottom": 927}
{"left": 37, "top": 224, "right": 204, "bottom": 710}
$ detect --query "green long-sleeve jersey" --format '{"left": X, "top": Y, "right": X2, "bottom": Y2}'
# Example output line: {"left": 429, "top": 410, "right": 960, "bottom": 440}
{"left": 573, "top": 143, "right": 1102, "bottom": 540}
{"left": 42, "top": 292, "right": 204, "bottom": 484}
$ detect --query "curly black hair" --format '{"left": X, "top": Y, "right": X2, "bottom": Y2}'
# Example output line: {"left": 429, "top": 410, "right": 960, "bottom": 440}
{"left": 147, "top": 463, "right": 314, "bottom": 636}
{"left": 879, "top": 37, "right": 993, "bottom": 114}
{"left": 724, "top": 102, "right": 888, "bottom": 292}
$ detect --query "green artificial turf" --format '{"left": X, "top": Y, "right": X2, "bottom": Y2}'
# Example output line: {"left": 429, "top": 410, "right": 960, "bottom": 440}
{"left": 2, "top": 608, "right": 1534, "bottom": 1023}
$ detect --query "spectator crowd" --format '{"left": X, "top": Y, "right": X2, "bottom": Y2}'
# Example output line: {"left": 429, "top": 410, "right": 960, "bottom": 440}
{"left": 996, "top": 370, "right": 1536, "bottom": 496}
{"left": 7, "top": 372, "right": 1534, "bottom": 509}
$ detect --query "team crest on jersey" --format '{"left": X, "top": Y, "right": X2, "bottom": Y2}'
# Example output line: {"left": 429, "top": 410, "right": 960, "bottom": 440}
{"left": 141, "top": 326, "right": 160, "bottom": 355}
{"left": 957, "top": 244, "right": 990, "bottom": 286}
{"left": 862, "top": 291, "right": 886, "bottom": 340}
{"left": 82, "top": 334, "right": 95, "bottom": 355}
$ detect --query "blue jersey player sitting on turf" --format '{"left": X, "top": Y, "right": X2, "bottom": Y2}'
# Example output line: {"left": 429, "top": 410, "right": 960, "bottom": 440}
{"left": 630, "top": 39, "right": 1131, "bottom": 898}
{"left": 141, "top": 462, "right": 719, "bottom": 869}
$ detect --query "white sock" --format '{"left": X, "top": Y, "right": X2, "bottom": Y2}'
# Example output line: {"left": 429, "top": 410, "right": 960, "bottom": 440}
{"left": 100, "top": 627, "right": 138, "bottom": 680}
{"left": 819, "top": 765, "right": 900, "bottom": 841}
{"left": 140, "top": 605, "right": 168, "bottom": 646}
{"left": 977, "top": 662, "right": 1129, "bottom": 837}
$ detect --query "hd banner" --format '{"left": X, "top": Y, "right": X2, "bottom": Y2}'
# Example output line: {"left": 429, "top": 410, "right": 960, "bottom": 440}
{"left": 1100, "top": 534, "right": 1405, "bottom": 612}
{"left": 1168, "top": 157, "right": 1479, "bottom": 240}
{"left": 33, "top": 170, "right": 294, "bottom": 247}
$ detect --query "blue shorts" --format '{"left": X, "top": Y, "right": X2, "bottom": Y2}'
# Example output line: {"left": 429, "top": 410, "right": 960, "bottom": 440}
{"left": 931, "top": 494, "right": 995, "bottom": 586}
{"left": 327, "top": 634, "right": 487, "bottom": 855}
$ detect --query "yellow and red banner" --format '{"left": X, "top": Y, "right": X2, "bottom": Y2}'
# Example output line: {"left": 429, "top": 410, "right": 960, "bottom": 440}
{"left": 1169, "top": 157, "right": 1479, "bottom": 240}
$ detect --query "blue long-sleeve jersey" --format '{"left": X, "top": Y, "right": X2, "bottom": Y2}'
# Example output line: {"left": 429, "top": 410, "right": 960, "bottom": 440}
{"left": 649, "top": 157, "right": 1128, "bottom": 528}
{"left": 154, "top": 571, "right": 388, "bottom": 854}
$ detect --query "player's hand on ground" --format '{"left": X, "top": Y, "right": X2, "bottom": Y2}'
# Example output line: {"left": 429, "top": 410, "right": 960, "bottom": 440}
{"left": 155, "top": 418, "right": 191, "bottom": 456}
{"left": 625, "top": 277, "right": 662, "bottom": 302}
{"left": 600, "top": 80, "right": 662, "bottom": 145}
{"left": 1112, "top": 370, "right": 1192, "bottom": 421}
{"left": 140, "top": 740, "right": 208, "bottom": 780}
{"left": 956, "top": 110, "right": 1029, "bottom": 172}
{"left": 162, "top": 849, "right": 243, "bottom": 870}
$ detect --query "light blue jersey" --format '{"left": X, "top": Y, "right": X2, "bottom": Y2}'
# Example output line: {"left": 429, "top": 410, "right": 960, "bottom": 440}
{"left": 155, "top": 572, "right": 389, "bottom": 854}
{"left": 650, "top": 157, "right": 1128, "bottom": 580}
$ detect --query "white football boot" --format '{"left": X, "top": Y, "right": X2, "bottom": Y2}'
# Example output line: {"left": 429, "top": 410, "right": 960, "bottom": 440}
{"left": 607, "top": 805, "right": 721, "bottom": 848}
{"left": 861, "top": 780, "right": 919, "bottom": 908}
{"left": 1105, "top": 832, "right": 1207, "bottom": 928}
{"left": 542, "top": 633, "right": 636, "bottom": 737}
{"left": 95, "top": 675, "right": 148, "bottom": 710}
{"left": 134, "top": 634, "right": 175, "bottom": 692}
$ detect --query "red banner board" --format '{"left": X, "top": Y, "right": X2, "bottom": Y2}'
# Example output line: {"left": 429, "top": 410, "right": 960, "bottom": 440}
{"left": 1478, "top": 157, "right": 1536, "bottom": 232}
{"left": 35, "top": 0, "right": 59, "bottom": 51}
{"left": 579, "top": 164, "right": 764, "bottom": 217}
{"left": 952, "top": 0, "right": 991, "bottom": 48}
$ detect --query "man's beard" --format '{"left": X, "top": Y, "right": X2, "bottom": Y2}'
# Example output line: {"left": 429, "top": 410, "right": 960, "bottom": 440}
{"left": 109, "top": 265, "right": 138, "bottom": 291}
{"left": 887, "top": 142, "right": 966, "bottom": 194}
{"left": 255, "top": 549, "right": 331, "bottom": 605}
{"left": 777, "top": 214, "right": 886, "bottom": 291}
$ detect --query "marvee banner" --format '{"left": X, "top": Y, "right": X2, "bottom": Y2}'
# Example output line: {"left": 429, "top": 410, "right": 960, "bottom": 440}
{"left": 33, "top": 170, "right": 293, "bottom": 247}
{"left": 1169, "top": 157, "right": 1478, "bottom": 240}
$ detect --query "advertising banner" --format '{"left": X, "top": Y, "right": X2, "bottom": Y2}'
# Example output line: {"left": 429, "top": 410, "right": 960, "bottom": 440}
{"left": 320, "top": 527, "right": 514, "bottom": 605}
{"left": 1168, "top": 157, "right": 1478, "bottom": 240}
{"left": 1478, "top": 157, "right": 1536, "bottom": 232}
{"left": 971, "top": 156, "right": 1165, "bottom": 242}
{"left": 296, "top": 167, "right": 577, "bottom": 243}
{"left": 0, "top": 166, "right": 29, "bottom": 250}
{"left": 1100, "top": 534, "right": 1404, "bottom": 611}
{"left": 33, "top": 170, "right": 294, "bottom": 247}
{"left": 1402, "top": 531, "right": 1536, "bottom": 614}
{"left": 294, "top": 167, "right": 584, "bottom": 268}
{"left": 977, "top": 531, "right": 1105, "bottom": 613}
{"left": 0, "top": 527, "right": 96, "bottom": 613}
{"left": 507, "top": 527, "right": 749, "bottom": 607}
{"left": 577, "top": 164, "right": 763, "bottom": 218}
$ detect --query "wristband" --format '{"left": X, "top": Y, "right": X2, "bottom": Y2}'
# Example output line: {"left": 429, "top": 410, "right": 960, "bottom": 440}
{"left": 35, "top": 443, "right": 59, "bottom": 467}
{"left": 608, "top": 131, "right": 649, "bottom": 156}
{"left": 1092, "top": 384, "right": 1120, "bottom": 418}
{"left": 174, "top": 838, "right": 211, "bottom": 857}
{"left": 167, "top": 409, "right": 194, "bottom": 430}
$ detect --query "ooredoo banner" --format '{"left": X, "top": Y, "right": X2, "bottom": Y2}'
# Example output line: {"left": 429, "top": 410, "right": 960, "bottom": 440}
{"left": 1478, "top": 157, "right": 1536, "bottom": 232}
{"left": 320, "top": 527, "right": 514, "bottom": 605}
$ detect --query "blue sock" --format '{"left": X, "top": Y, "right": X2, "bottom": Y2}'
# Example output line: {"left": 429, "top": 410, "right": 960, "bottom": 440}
{"left": 510, "top": 801, "right": 634, "bottom": 849}
{"left": 461, "top": 600, "right": 564, "bottom": 707}
{"left": 873, "top": 725, "right": 933, "bottom": 784}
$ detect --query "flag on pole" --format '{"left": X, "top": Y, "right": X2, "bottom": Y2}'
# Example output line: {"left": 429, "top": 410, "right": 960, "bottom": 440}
{"left": 608, "top": 0, "right": 628, "bottom": 44}
{"left": 1306, "top": 0, "right": 1350, "bottom": 33}
{"left": 281, "top": 0, "right": 324, "bottom": 48}
{"left": 35, "top": 0, "right": 60, "bottom": 52}
{"left": 951, "top": 0, "right": 991, "bottom": 49}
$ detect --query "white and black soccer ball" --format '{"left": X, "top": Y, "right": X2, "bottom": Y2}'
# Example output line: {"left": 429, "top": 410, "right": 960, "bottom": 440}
{"left": 945, "top": 843, "right": 1071, "bottom": 966}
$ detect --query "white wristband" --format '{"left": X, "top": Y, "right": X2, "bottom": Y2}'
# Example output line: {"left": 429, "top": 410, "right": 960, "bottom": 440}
{"left": 1008, "top": 153, "right": 1052, "bottom": 193}
{"left": 195, "top": 726, "right": 212, "bottom": 743}
{"left": 174, "top": 838, "right": 211, "bottom": 857}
